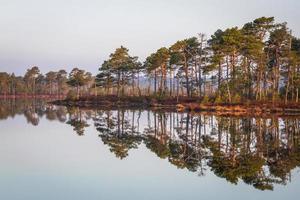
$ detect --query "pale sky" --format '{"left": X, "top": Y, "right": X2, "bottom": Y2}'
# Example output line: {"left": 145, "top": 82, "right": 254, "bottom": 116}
{"left": 0, "top": 0, "right": 299, "bottom": 75}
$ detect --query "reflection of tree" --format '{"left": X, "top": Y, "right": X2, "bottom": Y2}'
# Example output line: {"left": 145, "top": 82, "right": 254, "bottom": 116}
{"left": 0, "top": 99, "right": 68, "bottom": 126}
{"left": 203, "top": 134, "right": 272, "bottom": 190}
{"left": 93, "top": 110, "right": 300, "bottom": 190}
{"left": 94, "top": 109, "right": 142, "bottom": 159}
{"left": 2, "top": 98, "right": 300, "bottom": 191}
{"left": 24, "top": 109, "right": 39, "bottom": 126}
{"left": 51, "top": 108, "right": 300, "bottom": 189}
{"left": 144, "top": 135, "right": 170, "bottom": 159}
{"left": 55, "top": 107, "right": 68, "bottom": 122}
{"left": 168, "top": 141, "right": 201, "bottom": 172}
{"left": 66, "top": 107, "right": 89, "bottom": 136}
{"left": 201, "top": 117, "right": 300, "bottom": 190}
{"left": 144, "top": 112, "right": 170, "bottom": 159}
{"left": 144, "top": 112, "right": 203, "bottom": 172}
{"left": 45, "top": 105, "right": 59, "bottom": 121}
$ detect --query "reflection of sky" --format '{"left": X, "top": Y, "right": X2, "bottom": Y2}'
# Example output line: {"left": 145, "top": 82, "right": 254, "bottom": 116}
{"left": 1, "top": 0, "right": 300, "bottom": 75}
{"left": 0, "top": 115, "right": 300, "bottom": 200}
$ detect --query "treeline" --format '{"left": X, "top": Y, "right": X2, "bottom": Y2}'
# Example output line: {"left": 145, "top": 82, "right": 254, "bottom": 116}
{"left": 1, "top": 17, "right": 300, "bottom": 103}
{"left": 0, "top": 67, "right": 93, "bottom": 97}
{"left": 96, "top": 16, "right": 300, "bottom": 103}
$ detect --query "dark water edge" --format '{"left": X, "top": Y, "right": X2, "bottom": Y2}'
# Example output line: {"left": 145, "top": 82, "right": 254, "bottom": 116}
{"left": 51, "top": 97, "right": 300, "bottom": 119}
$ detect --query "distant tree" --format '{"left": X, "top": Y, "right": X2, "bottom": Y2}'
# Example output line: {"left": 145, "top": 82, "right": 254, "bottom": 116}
{"left": 24, "top": 66, "right": 40, "bottom": 95}
{"left": 45, "top": 71, "right": 58, "bottom": 95}
{"left": 67, "top": 68, "right": 92, "bottom": 98}
{"left": 266, "top": 23, "right": 291, "bottom": 102}
{"left": 96, "top": 46, "right": 140, "bottom": 97}
{"left": 96, "top": 60, "right": 114, "bottom": 95}
{"left": 144, "top": 47, "right": 170, "bottom": 96}
{"left": 208, "top": 29, "right": 225, "bottom": 99}
{"left": 0, "top": 72, "right": 10, "bottom": 95}
{"left": 56, "top": 70, "right": 68, "bottom": 96}
{"left": 170, "top": 37, "right": 200, "bottom": 97}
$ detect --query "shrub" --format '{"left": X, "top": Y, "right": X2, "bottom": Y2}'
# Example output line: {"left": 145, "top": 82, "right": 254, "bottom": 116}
{"left": 214, "top": 95, "right": 223, "bottom": 104}
{"left": 232, "top": 94, "right": 241, "bottom": 103}
{"left": 202, "top": 95, "right": 210, "bottom": 104}
{"left": 66, "top": 90, "right": 77, "bottom": 101}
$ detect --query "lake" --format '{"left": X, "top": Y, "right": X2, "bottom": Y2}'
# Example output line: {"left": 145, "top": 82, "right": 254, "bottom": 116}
{"left": 0, "top": 99, "right": 299, "bottom": 200}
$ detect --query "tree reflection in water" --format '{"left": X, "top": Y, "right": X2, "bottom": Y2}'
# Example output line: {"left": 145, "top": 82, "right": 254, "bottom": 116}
{"left": 94, "top": 109, "right": 143, "bottom": 159}
{"left": 1, "top": 99, "right": 300, "bottom": 190}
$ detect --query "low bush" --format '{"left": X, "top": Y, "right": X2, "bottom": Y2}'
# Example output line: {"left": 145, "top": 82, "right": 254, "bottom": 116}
{"left": 66, "top": 90, "right": 77, "bottom": 101}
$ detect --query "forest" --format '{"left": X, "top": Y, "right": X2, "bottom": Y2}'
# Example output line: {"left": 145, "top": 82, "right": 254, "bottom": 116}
{"left": 1, "top": 17, "right": 300, "bottom": 106}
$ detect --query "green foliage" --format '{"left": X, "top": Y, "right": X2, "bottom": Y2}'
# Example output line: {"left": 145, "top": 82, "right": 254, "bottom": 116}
{"left": 292, "top": 37, "right": 300, "bottom": 55}
{"left": 96, "top": 46, "right": 141, "bottom": 97}
{"left": 169, "top": 37, "right": 201, "bottom": 97}
{"left": 144, "top": 47, "right": 170, "bottom": 96}
{"left": 67, "top": 68, "right": 92, "bottom": 88}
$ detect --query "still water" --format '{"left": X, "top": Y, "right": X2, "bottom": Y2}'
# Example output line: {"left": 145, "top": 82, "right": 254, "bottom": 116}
{"left": 0, "top": 99, "right": 300, "bottom": 200}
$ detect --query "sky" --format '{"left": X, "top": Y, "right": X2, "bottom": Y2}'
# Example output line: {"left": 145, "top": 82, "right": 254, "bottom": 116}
{"left": 0, "top": 0, "right": 299, "bottom": 75}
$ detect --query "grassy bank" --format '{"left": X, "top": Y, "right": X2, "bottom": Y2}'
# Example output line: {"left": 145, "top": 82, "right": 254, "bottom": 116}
{"left": 177, "top": 102, "right": 300, "bottom": 117}
{"left": 50, "top": 95, "right": 300, "bottom": 116}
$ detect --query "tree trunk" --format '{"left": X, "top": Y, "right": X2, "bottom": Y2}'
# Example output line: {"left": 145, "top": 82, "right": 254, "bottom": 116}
{"left": 77, "top": 85, "right": 80, "bottom": 99}
{"left": 218, "top": 61, "right": 221, "bottom": 94}
{"left": 184, "top": 55, "right": 190, "bottom": 97}
{"left": 169, "top": 69, "right": 173, "bottom": 97}
{"left": 154, "top": 70, "right": 157, "bottom": 94}
{"left": 132, "top": 72, "right": 135, "bottom": 96}
{"left": 285, "top": 65, "right": 291, "bottom": 103}
{"left": 226, "top": 57, "right": 232, "bottom": 102}
{"left": 117, "top": 72, "right": 120, "bottom": 97}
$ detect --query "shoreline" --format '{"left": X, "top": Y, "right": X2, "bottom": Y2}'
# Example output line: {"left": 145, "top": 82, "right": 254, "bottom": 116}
{"left": 0, "top": 95, "right": 66, "bottom": 99}
{"left": 50, "top": 95, "right": 300, "bottom": 117}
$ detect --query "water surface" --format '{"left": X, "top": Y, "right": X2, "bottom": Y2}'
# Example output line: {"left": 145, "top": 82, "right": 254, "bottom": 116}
{"left": 0, "top": 99, "right": 300, "bottom": 200}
